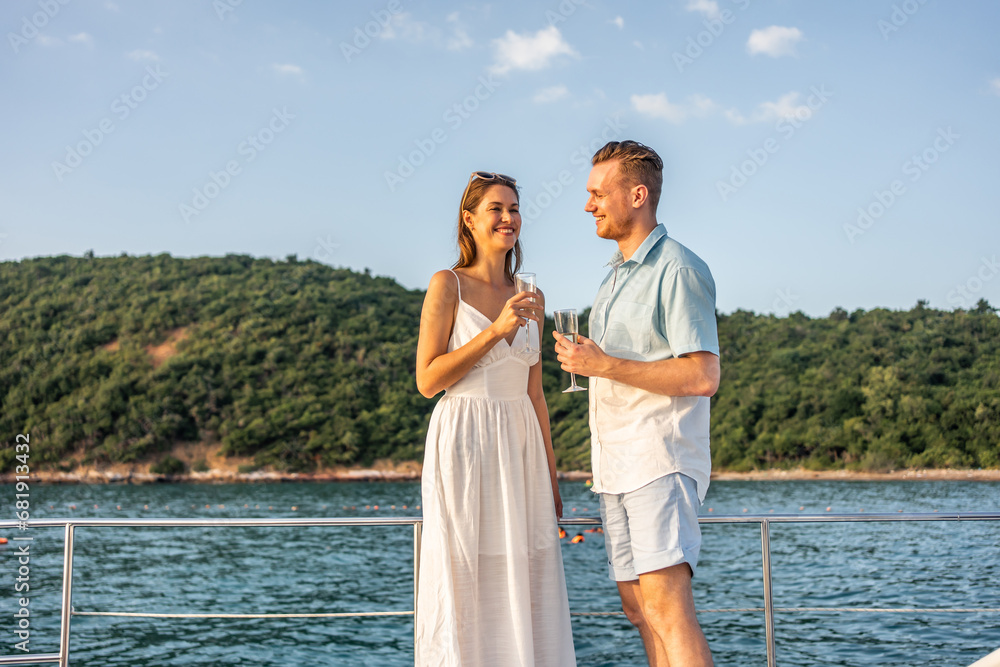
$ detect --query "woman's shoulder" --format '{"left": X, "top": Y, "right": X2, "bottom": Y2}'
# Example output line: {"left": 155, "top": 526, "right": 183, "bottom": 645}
{"left": 427, "top": 269, "right": 460, "bottom": 301}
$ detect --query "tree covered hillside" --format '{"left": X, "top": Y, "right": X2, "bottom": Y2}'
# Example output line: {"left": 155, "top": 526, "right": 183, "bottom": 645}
{"left": 1, "top": 254, "right": 998, "bottom": 474}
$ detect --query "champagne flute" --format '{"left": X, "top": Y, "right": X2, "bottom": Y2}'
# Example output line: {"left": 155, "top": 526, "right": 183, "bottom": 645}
{"left": 514, "top": 272, "right": 539, "bottom": 353}
{"left": 553, "top": 309, "right": 587, "bottom": 393}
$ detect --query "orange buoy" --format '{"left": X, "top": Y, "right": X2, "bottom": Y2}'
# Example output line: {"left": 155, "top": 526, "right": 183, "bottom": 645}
{"left": 585, "top": 479, "right": 593, "bottom": 486}
{"left": 558, "top": 527, "right": 567, "bottom": 539}
{"left": 570, "top": 534, "right": 584, "bottom": 544}
{"left": 0, "top": 537, "right": 8, "bottom": 545}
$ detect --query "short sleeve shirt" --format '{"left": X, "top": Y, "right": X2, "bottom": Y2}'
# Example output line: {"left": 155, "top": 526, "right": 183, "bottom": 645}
{"left": 588, "top": 224, "right": 719, "bottom": 502}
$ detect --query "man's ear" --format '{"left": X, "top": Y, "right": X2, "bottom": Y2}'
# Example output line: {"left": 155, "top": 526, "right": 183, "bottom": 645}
{"left": 632, "top": 184, "right": 649, "bottom": 209}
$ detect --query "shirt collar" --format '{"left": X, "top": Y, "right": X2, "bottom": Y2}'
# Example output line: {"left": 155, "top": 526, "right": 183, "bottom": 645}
{"left": 605, "top": 224, "right": 666, "bottom": 268}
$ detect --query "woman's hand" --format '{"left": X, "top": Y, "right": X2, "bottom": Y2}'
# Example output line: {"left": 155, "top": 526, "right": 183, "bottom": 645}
{"left": 552, "top": 482, "right": 563, "bottom": 519}
{"left": 488, "top": 290, "right": 543, "bottom": 342}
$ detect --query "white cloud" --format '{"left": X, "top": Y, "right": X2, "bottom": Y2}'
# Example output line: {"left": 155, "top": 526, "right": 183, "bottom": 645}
{"left": 490, "top": 26, "right": 578, "bottom": 76}
{"left": 611, "top": 16, "right": 625, "bottom": 29}
{"left": 747, "top": 26, "right": 804, "bottom": 57}
{"left": 631, "top": 92, "right": 715, "bottom": 124}
{"left": 686, "top": 0, "right": 721, "bottom": 19}
{"left": 381, "top": 12, "right": 431, "bottom": 42}
{"left": 37, "top": 34, "right": 62, "bottom": 47}
{"left": 991, "top": 78, "right": 1000, "bottom": 96}
{"left": 380, "top": 12, "right": 472, "bottom": 51}
{"left": 534, "top": 85, "right": 569, "bottom": 104}
{"left": 271, "top": 63, "right": 304, "bottom": 79}
{"left": 126, "top": 49, "right": 160, "bottom": 62}
{"left": 725, "top": 92, "right": 812, "bottom": 124}
{"left": 446, "top": 12, "right": 472, "bottom": 50}
{"left": 68, "top": 32, "right": 93, "bottom": 46}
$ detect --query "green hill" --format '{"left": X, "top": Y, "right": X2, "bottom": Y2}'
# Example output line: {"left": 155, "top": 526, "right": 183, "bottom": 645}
{"left": 1, "top": 254, "right": 998, "bottom": 474}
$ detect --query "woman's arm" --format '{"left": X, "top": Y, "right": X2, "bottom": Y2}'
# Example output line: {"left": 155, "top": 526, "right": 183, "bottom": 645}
{"left": 415, "top": 270, "right": 541, "bottom": 399}
{"left": 526, "top": 292, "right": 563, "bottom": 518}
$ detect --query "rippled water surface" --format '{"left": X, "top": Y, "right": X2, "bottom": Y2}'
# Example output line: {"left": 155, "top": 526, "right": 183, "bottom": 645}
{"left": 3, "top": 480, "right": 998, "bottom": 666}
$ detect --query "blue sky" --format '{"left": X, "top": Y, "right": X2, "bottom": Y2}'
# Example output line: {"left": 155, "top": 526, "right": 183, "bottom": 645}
{"left": 2, "top": 0, "right": 999, "bottom": 316}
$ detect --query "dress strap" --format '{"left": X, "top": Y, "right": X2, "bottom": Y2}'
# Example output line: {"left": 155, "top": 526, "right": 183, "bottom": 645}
{"left": 447, "top": 268, "right": 462, "bottom": 300}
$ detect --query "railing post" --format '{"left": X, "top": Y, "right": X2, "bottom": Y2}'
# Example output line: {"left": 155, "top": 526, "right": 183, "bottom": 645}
{"left": 413, "top": 521, "right": 422, "bottom": 651}
{"left": 59, "top": 524, "right": 75, "bottom": 667}
{"left": 761, "top": 519, "right": 776, "bottom": 667}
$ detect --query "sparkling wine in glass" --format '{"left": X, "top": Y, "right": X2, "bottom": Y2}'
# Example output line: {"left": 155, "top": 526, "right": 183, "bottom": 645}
{"left": 514, "top": 272, "right": 539, "bottom": 353}
{"left": 553, "top": 309, "right": 587, "bottom": 393}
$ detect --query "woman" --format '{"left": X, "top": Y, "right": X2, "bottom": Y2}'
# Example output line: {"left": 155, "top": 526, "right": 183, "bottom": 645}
{"left": 414, "top": 171, "right": 576, "bottom": 666}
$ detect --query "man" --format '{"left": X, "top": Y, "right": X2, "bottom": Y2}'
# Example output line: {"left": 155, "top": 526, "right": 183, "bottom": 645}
{"left": 553, "top": 140, "right": 719, "bottom": 666}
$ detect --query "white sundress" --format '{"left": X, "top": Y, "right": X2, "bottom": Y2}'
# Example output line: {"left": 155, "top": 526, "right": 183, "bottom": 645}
{"left": 415, "top": 270, "right": 577, "bottom": 667}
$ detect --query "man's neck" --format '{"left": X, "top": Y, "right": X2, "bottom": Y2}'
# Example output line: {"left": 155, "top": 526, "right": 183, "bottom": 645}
{"left": 617, "top": 220, "right": 658, "bottom": 262}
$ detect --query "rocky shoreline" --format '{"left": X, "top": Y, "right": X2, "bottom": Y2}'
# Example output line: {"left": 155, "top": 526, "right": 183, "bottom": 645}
{"left": 4, "top": 466, "right": 998, "bottom": 485}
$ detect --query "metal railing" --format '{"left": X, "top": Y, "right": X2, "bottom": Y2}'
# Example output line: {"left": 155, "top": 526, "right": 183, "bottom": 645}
{"left": 1, "top": 512, "right": 998, "bottom": 667}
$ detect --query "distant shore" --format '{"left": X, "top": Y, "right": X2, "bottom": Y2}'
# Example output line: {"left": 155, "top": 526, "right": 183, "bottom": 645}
{"left": 4, "top": 464, "right": 999, "bottom": 485}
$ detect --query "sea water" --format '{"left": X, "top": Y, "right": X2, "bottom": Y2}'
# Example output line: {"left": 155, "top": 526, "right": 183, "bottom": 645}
{"left": 2, "top": 480, "right": 998, "bottom": 666}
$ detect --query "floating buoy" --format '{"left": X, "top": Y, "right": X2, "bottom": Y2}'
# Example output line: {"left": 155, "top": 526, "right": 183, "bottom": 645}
{"left": 584, "top": 527, "right": 603, "bottom": 534}
{"left": 218, "top": 505, "right": 225, "bottom": 509}
{"left": 69, "top": 505, "right": 76, "bottom": 510}
{"left": 94, "top": 505, "right": 99, "bottom": 509}
{"left": 390, "top": 505, "right": 396, "bottom": 510}
{"left": 0, "top": 538, "right": 8, "bottom": 544}
{"left": 402, "top": 505, "right": 408, "bottom": 509}
{"left": 826, "top": 507, "right": 832, "bottom": 512}
{"left": 165, "top": 505, "right": 169, "bottom": 510}
{"left": 799, "top": 506, "right": 805, "bottom": 511}
{"left": 373, "top": 505, "right": 379, "bottom": 510}
{"left": 268, "top": 506, "right": 273, "bottom": 510}
{"left": 571, "top": 534, "right": 584, "bottom": 544}
{"left": 291, "top": 506, "right": 298, "bottom": 511}
{"left": 244, "top": 504, "right": 249, "bottom": 508}
{"left": 742, "top": 508, "right": 748, "bottom": 513}
{"left": 707, "top": 508, "right": 713, "bottom": 512}
{"left": 558, "top": 527, "right": 567, "bottom": 539}
{"left": 143, "top": 505, "right": 149, "bottom": 510}
{"left": 365, "top": 505, "right": 371, "bottom": 510}
{"left": 585, "top": 480, "right": 593, "bottom": 487}
{"left": 416, "top": 505, "right": 421, "bottom": 510}
{"left": 116, "top": 505, "right": 121, "bottom": 510}
{"left": 205, "top": 505, "right": 211, "bottom": 509}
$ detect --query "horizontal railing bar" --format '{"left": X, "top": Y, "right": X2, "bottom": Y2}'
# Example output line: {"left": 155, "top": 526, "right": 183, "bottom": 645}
{"left": 3, "top": 512, "right": 999, "bottom": 530}
{"left": 573, "top": 607, "right": 1000, "bottom": 615}
{"left": 72, "top": 610, "right": 412, "bottom": 619}
{"left": 68, "top": 606, "right": 1000, "bottom": 621}
{"left": 0, "top": 654, "right": 61, "bottom": 665}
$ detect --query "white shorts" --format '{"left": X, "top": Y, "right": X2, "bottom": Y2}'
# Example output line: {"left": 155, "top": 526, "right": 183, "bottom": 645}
{"left": 598, "top": 472, "right": 702, "bottom": 581}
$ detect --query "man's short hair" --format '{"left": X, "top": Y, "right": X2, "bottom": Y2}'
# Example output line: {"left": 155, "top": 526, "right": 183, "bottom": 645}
{"left": 592, "top": 140, "right": 664, "bottom": 212}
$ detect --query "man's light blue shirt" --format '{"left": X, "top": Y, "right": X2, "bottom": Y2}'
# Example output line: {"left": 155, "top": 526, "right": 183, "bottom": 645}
{"left": 588, "top": 224, "right": 719, "bottom": 501}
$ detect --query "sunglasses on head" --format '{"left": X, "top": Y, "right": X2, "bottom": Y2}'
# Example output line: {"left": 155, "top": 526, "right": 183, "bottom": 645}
{"left": 460, "top": 171, "right": 517, "bottom": 212}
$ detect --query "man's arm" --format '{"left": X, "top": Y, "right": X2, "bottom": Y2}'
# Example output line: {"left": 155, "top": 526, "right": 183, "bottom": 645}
{"left": 553, "top": 332, "right": 719, "bottom": 397}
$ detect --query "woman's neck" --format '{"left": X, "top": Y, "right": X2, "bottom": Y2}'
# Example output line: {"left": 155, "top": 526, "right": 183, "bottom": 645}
{"left": 463, "top": 251, "right": 510, "bottom": 287}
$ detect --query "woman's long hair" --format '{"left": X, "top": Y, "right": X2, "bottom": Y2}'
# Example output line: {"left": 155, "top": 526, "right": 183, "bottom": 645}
{"left": 453, "top": 177, "right": 522, "bottom": 285}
